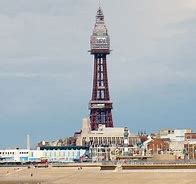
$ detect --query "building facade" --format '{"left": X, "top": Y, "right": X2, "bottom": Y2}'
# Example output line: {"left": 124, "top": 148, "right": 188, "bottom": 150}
{"left": 184, "top": 141, "right": 196, "bottom": 160}
{"left": 76, "top": 118, "right": 140, "bottom": 147}
{"left": 147, "top": 138, "right": 170, "bottom": 154}
{"left": 159, "top": 129, "right": 192, "bottom": 142}
{"left": 185, "top": 133, "right": 196, "bottom": 141}
{"left": 0, "top": 147, "right": 87, "bottom": 163}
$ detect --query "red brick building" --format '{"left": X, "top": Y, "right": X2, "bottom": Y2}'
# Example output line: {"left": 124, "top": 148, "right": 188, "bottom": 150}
{"left": 147, "top": 138, "right": 169, "bottom": 154}
{"left": 185, "top": 133, "right": 196, "bottom": 141}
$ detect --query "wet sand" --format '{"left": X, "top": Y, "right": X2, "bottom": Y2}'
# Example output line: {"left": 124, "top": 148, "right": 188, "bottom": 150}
{"left": 1, "top": 167, "right": 196, "bottom": 184}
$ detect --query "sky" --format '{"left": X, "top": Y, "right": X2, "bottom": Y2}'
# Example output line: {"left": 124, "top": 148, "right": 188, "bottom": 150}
{"left": 0, "top": 0, "right": 196, "bottom": 148}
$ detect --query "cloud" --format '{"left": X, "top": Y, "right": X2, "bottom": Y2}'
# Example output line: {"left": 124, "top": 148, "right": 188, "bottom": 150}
{"left": 0, "top": 72, "right": 70, "bottom": 78}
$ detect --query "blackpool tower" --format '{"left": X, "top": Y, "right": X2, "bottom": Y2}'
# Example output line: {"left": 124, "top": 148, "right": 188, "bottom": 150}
{"left": 89, "top": 7, "right": 114, "bottom": 130}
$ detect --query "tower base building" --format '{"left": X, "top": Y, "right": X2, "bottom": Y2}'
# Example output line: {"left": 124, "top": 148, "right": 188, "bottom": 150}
{"left": 75, "top": 118, "right": 140, "bottom": 147}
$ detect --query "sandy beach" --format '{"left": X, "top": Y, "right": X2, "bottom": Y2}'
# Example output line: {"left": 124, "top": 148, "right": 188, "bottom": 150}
{"left": 1, "top": 166, "right": 196, "bottom": 184}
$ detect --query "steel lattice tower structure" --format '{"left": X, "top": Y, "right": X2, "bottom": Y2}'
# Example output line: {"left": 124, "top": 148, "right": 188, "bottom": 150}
{"left": 89, "top": 7, "right": 114, "bottom": 130}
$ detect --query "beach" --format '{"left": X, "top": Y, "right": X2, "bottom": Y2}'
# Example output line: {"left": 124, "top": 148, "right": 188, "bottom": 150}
{"left": 1, "top": 166, "right": 196, "bottom": 184}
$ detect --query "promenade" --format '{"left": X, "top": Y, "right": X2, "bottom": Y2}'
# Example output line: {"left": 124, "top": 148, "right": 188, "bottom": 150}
{"left": 1, "top": 164, "right": 196, "bottom": 184}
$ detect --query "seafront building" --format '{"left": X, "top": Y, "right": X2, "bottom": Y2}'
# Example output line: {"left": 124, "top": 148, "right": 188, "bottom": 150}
{"left": 75, "top": 118, "right": 139, "bottom": 147}
{"left": 159, "top": 129, "right": 192, "bottom": 141}
{"left": 140, "top": 128, "right": 195, "bottom": 160}
{"left": 0, "top": 147, "right": 87, "bottom": 163}
{"left": 1, "top": 128, "right": 196, "bottom": 163}
{"left": 74, "top": 118, "right": 140, "bottom": 161}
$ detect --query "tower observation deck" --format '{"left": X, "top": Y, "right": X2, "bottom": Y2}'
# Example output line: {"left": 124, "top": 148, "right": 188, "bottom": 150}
{"left": 89, "top": 7, "right": 114, "bottom": 130}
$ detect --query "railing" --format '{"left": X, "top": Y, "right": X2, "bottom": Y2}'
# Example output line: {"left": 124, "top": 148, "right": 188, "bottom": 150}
{"left": 102, "top": 159, "right": 196, "bottom": 166}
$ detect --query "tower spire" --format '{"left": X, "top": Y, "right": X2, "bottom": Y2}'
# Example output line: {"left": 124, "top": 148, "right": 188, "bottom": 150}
{"left": 96, "top": 6, "right": 104, "bottom": 23}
